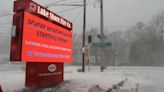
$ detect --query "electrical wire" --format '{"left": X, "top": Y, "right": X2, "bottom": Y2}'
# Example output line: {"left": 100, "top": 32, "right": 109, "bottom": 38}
{"left": 0, "top": 0, "right": 96, "bottom": 27}
{"left": 44, "top": 0, "right": 67, "bottom": 7}
{"left": 0, "top": 13, "right": 13, "bottom": 18}
{"left": 72, "top": 8, "right": 83, "bottom": 22}
{"left": 62, "top": 0, "right": 83, "bottom": 4}
{"left": 72, "top": 0, "right": 92, "bottom": 22}
{"left": 56, "top": 0, "right": 94, "bottom": 21}
{"left": 45, "top": 0, "right": 84, "bottom": 7}
{"left": 48, "top": 0, "right": 94, "bottom": 7}
{"left": 57, "top": 6, "right": 83, "bottom": 13}
{"left": 0, "top": 46, "right": 10, "bottom": 47}
{"left": 0, "top": 0, "right": 94, "bottom": 18}
{"left": 56, "top": 1, "right": 95, "bottom": 14}
{"left": 0, "top": 23, "right": 12, "bottom": 25}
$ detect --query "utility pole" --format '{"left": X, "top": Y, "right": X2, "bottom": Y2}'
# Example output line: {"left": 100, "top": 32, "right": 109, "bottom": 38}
{"left": 100, "top": 0, "right": 105, "bottom": 72}
{"left": 82, "top": 0, "right": 86, "bottom": 72}
{"left": 44, "top": 1, "right": 86, "bottom": 72}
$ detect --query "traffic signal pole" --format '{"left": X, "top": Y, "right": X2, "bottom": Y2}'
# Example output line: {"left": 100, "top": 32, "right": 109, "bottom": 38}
{"left": 100, "top": 0, "right": 104, "bottom": 41}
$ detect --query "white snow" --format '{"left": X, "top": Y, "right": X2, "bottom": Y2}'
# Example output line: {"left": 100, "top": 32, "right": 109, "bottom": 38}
{"left": 0, "top": 63, "right": 164, "bottom": 92}
{"left": 0, "top": 63, "right": 25, "bottom": 92}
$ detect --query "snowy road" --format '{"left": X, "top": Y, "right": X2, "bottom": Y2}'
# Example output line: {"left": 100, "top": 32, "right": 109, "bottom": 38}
{"left": 0, "top": 63, "right": 164, "bottom": 92}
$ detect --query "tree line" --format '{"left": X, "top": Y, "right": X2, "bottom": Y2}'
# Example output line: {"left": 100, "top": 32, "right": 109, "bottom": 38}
{"left": 72, "top": 11, "right": 164, "bottom": 66}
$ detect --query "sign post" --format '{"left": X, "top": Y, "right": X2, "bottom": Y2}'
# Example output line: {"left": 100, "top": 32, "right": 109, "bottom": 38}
{"left": 91, "top": 42, "right": 111, "bottom": 72}
{"left": 10, "top": 0, "right": 73, "bottom": 89}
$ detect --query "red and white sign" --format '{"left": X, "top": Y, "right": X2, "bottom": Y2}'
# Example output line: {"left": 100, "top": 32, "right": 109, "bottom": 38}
{"left": 13, "top": 0, "right": 72, "bottom": 30}
{"left": 25, "top": 62, "right": 63, "bottom": 88}
{"left": 22, "top": 12, "right": 72, "bottom": 62}
{"left": 11, "top": 0, "right": 72, "bottom": 88}
{"left": 29, "top": 2, "right": 37, "bottom": 12}
{"left": 26, "top": 1, "right": 72, "bottom": 30}
{"left": 48, "top": 64, "right": 57, "bottom": 72}
{"left": 37, "top": 6, "right": 71, "bottom": 29}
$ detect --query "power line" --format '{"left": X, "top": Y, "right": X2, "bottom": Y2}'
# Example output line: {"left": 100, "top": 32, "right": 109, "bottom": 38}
{"left": 48, "top": 0, "right": 94, "bottom": 7}
{"left": 0, "top": 11, "right": 12, "bottom": 15}
{"left": 0, "top": 1, "right": 67, "bottom": 17}
{"left": 0, "top": 46, "right": 10, "bottom": 47}
{"left": 0, "top": 23, "right": 12, "bottom": 26}
{"left": 0, "top": 13, "right": 13, "bottom": 18}
{"left": 0, "top": 35, "right": 11, "bottom": 38}
{"left": 0, "top": 1, "right": 94, "bottom": 17}
{"left": 73, "top": 0, "right": 92, "bottom": 22}
{"left": 44, "top": 0, "right": 67, "bottom": 7}
{"left": 48, "top": 4, "right": 84, "bottom": 7}
{"left": 72, "top": 8, "right": 83, "bottom": 22}
{"left": 57, "top": 6, "right": 83, "bottom": 13}
{"left": 49, "top": 0, "right": 84, "bottom": 6}
{"left": 56, "top": 1, "right": 95, "bottom": 14}
{"left": 59, "top": 0, "right": 84, "bottom": 5}
{"left": 64, "top": 0, "right": 83, "bottom": 4}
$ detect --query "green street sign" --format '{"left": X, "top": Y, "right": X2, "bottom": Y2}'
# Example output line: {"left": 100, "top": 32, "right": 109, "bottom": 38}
{"left": 92, "top": 42, "right": 112, "bottom": 46}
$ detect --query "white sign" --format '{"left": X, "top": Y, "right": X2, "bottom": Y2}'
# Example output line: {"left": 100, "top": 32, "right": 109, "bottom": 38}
{"left": 36, "top": 6, "right": 71, "bottom": 29}
{"left": 48, "top": 64, "right": 57, "bottom": 72}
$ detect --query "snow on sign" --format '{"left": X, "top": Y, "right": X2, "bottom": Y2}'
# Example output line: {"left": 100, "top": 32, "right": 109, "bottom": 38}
{"left": 10, "top": 0, "right": 73, "bottom": 63}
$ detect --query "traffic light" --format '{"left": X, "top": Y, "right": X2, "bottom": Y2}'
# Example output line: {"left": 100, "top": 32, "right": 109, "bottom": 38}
{"left": 88, "top": 35, "right": 92, "bottom": 43}
{"left": 97, "top": 34, "right": 107, "bottom": 39}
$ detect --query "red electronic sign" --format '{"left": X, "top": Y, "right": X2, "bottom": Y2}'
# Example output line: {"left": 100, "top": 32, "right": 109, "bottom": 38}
{"left": 10, "top": 0, "right": 73, "bottom": 62}
{"left": 21, "top": 12, "right": 72, "bottom": 62}
{"left": 10, "top": 0, "right": 72, "bottom": 89}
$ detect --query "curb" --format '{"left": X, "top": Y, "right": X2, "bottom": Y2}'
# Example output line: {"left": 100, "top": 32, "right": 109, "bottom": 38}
{"left": 106, "top": 78, "right": 128, "bottom": 92}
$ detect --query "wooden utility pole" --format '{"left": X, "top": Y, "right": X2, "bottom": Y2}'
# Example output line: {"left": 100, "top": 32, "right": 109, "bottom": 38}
{"left": 44, "top": 1, "right": 86, "bottom": 72}
{"left": 82, "top": 0, "right": 86, "bottom": 72}
{"left": 100, "top": 0, "right": 105, "bottom": 72}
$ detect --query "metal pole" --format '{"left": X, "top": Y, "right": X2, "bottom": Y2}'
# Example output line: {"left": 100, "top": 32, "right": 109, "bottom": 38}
{"left": 100, "top": 0, "right": 104, "bottom": 41}
{"left": 82, "top": 0, "right": 86, "bottom": 72}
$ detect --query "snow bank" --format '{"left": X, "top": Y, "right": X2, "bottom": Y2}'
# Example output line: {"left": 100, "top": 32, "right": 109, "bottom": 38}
{"left": 0, "top": 64, "right": 164, "bottom": 92}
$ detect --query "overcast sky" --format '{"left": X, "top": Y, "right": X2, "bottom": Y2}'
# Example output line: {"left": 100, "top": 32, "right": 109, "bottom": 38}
{"left": 1, "top": 0, "right": 164, "bottom": 55}
{"left": 1, "top": 0, "right": 164, "bottom": 33}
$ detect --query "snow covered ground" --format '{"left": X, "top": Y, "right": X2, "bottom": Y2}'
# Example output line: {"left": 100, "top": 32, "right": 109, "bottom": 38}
{"left": 0, "top": 63, "right": 164, "bottom": 92}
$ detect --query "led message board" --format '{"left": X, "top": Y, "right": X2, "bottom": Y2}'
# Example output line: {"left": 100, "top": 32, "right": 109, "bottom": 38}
{"left": 22, "top": 12, "right": 72, "bottom": 62}
{"left": 10, "top": 0, "right": 72, "bottom": 63}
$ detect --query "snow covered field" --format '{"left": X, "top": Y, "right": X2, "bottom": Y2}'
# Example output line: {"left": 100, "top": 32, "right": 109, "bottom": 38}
{"left": 0, "top": 63, "right": 164, "bottom": 92}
